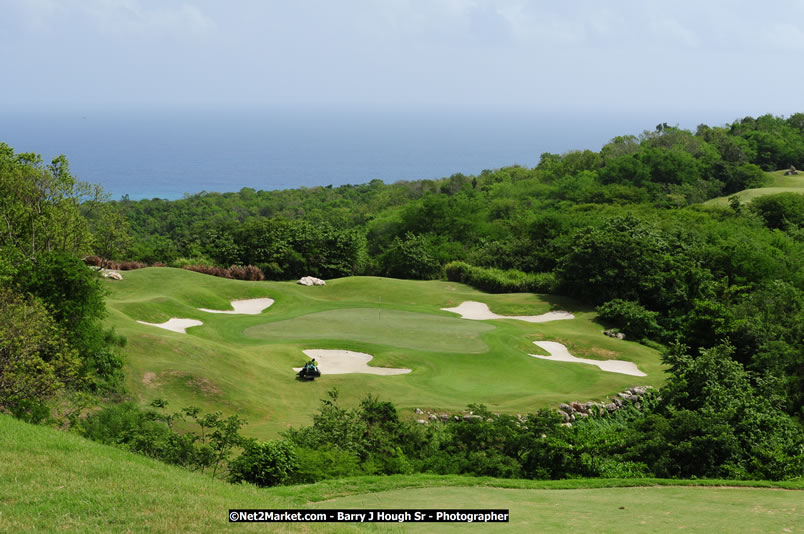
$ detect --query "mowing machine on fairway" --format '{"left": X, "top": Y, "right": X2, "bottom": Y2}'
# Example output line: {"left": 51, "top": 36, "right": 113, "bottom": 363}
{"left": 298, "top": 361, "right": 321, "bottom": 380}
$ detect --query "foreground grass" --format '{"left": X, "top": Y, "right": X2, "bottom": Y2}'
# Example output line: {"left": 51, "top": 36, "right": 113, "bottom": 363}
{"left": 105, "top": 269, "right": 665, "bottom": 439}
{"left": 704, "top": 169, "right": 804, "bottom": 206}
{"left": 1, "top": 415, "right": 801, "bottom": 533}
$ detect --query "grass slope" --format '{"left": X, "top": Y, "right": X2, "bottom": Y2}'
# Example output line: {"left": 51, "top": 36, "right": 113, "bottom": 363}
{"left": 105, "top": 268, "right": 665, "bottom": 438}
{"left": 704, "top": 169, "right": 804, "bottom": 206}
{"left": 2, "top": 415, "right": 802, "bottom": 533}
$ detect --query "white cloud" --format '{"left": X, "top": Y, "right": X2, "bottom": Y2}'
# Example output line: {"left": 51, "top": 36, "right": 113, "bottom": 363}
{"left": 12, "top": 0, "right": 66, "bottom": 30}
{"left": 81, "top": 0, "right": 215, "bottom": 36}
{"left": 652, "top": 17, "right": 699, "bottom": 47}
{"left": 496, "top": 2, "right": 587, "bottom": 46}
{"left": 764, "top": 23, "right": 804, "bottom": 50}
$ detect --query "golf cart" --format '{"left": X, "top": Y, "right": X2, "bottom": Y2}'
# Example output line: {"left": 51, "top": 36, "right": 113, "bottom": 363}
{"left": 298, "top": 361, "right": 321, "bottom": 380}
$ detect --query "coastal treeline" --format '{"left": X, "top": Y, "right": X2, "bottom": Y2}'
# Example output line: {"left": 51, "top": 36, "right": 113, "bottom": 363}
{"left": 110, "top": 113, "right": 804, "bottom": 417}
{"left": 1, "top": 112, "right": 803, "bottom": 483}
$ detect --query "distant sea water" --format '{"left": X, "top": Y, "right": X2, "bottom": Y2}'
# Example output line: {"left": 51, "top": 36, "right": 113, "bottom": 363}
{"left": 1, "top": 109, "right": 731, "bottom": 201}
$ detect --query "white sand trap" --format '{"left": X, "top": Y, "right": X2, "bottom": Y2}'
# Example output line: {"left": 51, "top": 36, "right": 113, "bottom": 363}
{"left": 293, "top": 349, "right": 411, "bottom": 375}
{"left": 198, "top": 298, "right": 274, "bottom": 315}
{"left": 441, "top": 301, "right": 574, "bottom": 323}
{"left": 136, "top": 318, "right": 203, "bottom": 334}
{"left": 530, "top": 341, "right": 646, "bottom": 377}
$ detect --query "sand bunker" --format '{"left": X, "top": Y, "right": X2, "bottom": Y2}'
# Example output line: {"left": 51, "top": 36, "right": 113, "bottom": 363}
{"left": 293, "top": 349, "right": 411, "bottom": 375}
{"left": 198, "top": 298, "right": 274, "bottom": 315}
{"left": 530, "top": 341, "right": 646, "bottom": 377}
{"left": 136, "top": 318, "right": 203, "bottom": 334}
{"left": 442, "top": 301, "right": 574, "bottom": 323}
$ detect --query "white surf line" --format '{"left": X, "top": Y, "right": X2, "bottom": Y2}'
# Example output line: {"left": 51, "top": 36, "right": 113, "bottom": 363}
{"left": 136, "top": 318, "right": 203, "bottom": 334}
{"left": 198, "top": 298, "right": 274, "bottom": 315}
{"left": 441, "top": 301, "right": 574, "bottom": 323}
{"left": 529, "top": 341, "right": 646, "bottom": 377}
{"left": 293, "top": 349, "right": 411, "bottom": 375}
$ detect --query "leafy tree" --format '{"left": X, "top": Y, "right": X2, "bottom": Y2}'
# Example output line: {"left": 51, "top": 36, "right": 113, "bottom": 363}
{"left": 229, "top": 440, "right": 298, "bottom": 487}
{"left": 627, "top": 343, "right": 804, "bottom": 480}
{"left": 598, "top": 155, "right": 651, "bottom": 187}
{"left": 0, "top": 288, "right": 80, "bottom": 420}
{"left": 12, "top": 252, "right": 124, "bottom": 391}
{"left": 380, "top": 232, "right": 442, "bottom": 279}
{"left": 90, "top": 203, "right": 132, "bottom": 267}
{"left": 749, "top": 192, "right": 804, "bottom": 231}
{"left": 596, "top": 299, "right": 663, "bottom": 340}
{"left": 556, "top": 214, "right": 707, "bottom": 313}
{"left": 0, "top": 145, "right": 104, "bottom": 260}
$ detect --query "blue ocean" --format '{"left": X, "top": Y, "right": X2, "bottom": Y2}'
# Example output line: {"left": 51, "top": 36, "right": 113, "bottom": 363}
{"left": 1, "top": 109, "right": 728, "bottom": 200}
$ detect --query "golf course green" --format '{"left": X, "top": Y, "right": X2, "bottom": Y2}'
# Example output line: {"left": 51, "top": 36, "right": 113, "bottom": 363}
{"left": 105, "top": 268, "right": 665, "bottom": 438}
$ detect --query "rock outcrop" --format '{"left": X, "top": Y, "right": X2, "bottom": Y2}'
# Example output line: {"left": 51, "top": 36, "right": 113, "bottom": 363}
{"left": 412, "top": 385, "right": 655, "bottom": 427}
{"left": 297, "top": 276, "right": 326, "bottom": 286}
{"left": 604, "top": 329, "right": 625, "bottom": 340}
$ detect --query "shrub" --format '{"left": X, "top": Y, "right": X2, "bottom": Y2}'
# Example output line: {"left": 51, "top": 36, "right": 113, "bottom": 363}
{"left": 82, "top": 256, "right": 147, "bottom": 271}
{"left": 229, "top": 440, "right": 299, "bottom": 487}
{"left": 242, "top": 265, "right": 264, "bottom": 281}
{"left": 118, "top": 261, "right": 147, "bottom": 271}
{"left": 290, "top": 446, "right": 363, "bottom": 483}
{"left": 182, "top": 265, "right": 232, "bottom": 278}
{"left": 170, "top": 256, "right": 216, "bottom": 268}
{"left": 180, "top": 264, "right": 265, "bottom": 281}
{"left": 445, "top": 261, "right": 557, "bottom": 293}
{"left": 596, "top": 299, "right": 663, "bottom": 340}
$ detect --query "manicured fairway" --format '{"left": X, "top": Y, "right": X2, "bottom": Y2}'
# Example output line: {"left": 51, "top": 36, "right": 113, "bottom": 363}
{"left": 104, "top": 268, "right": 666, "bottom": 438}
{"left": 704, "top": 169, "right": 804, "bottom": 206}
{"left": 321, "top": 486, "right": 803, "bottom": 533}
{"left": 2, "top": 415, "right": 801, "bottom": 534}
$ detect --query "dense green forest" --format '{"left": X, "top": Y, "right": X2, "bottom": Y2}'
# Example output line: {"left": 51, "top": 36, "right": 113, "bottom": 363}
{"left": 1, "top": 112, "right": 803, "bottom": 484}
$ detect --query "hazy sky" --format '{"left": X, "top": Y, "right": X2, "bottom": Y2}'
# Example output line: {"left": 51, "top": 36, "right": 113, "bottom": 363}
{"left": 2, "top": 0, "right": 803, "bottom": 116}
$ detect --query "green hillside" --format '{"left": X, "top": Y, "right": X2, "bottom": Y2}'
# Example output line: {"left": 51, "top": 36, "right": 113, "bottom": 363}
{"left": 104, "top": 268, "right": 664, "bottom": 438}
{"left": 1, "top": 414, "right": 801, "bottom": 533}
{"left": 704, "top": 169, "right": 804, "bottom": 206}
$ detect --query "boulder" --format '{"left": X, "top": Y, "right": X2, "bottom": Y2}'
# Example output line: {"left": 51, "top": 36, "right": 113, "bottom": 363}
{"left": 559, "top": 403, "right": 573, "bottom": 414}
{"left": 297, "top": 276, "right": 326, "bottom": 286}
{"left": 558, "top": 410, "right": 570, "bottom": 423}
{"left": 605, "top": 402, "right": 618, "bottom": 412}
{"left": 102, "top": 271, "right": 123, "bottom": 280}
{"left": 463, "top": 415, "right": 483, "bottom": 423}
{"left": 604, "top": 329, "right": 625, "bottom": 339}
{"left": 416, "top": 419, "right": 428, "bottom": 424}
{"left": 439, "top": 413, "right": 450, "bottom": 422}
{"left": 415, "top": 408, "right": 424, "bottom": 415}
{"left": 570, "top": 401, "right": 585, "bottom": 413}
